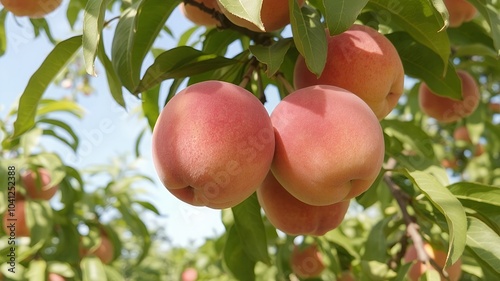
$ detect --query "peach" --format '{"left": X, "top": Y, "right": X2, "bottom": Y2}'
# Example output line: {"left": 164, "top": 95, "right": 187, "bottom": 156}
{"left": 489, "top": 102, "right": 500, "bottom": 113}
{"left": 152, "top": 81, "right": 275, "bottom": 209}
{"left": 338, "top": 271, "right": 356, "bottom": 281}
{"left": 293, "top": 24, "right": 404, "bottom": 120}
{"left": 81, "top": 234, "right": 114, "bottom": 264}
{"left": 271, "top": 85, "right": 384, "bottom": 206}
{"left": 181, "top": 267, "right": 198, "bottom": 281}
{"left": 419, "top": 70, "right": 479, "bottom": 123}
{"left": 290, "top": 244, "right": 325, "bottom": 279}
{"left": 453, "top": 126, "right": 471, "bottom": 142}
{"left": 257, "top": 173, "right": 350, "bottom": 236}
{"left": 404, "top": 243, "right": 462, "bottom": 281}
{"left": 217, "top": 0, "right": 305, "bottom": 32}
{"left": 0, "top": 0, "right": 62, "bottom": 18}
{"left": 18, "top": 168, "right": 59, "bottom": 200}
{"left": 48, "top": 273, "right": 65, "bottom": 281}
{"left": 180, "top": 0, "right": 220, "bottom": 27}
{"left": 2, "top": 200, "right": 30, "bottom": 237}
{"left": 444, "top": 0, "right": 477, "bottom": 27}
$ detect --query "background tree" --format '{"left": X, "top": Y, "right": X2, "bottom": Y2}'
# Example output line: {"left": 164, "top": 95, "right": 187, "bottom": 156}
{"left": 1, "top": 0, "right": 500, "bottom": 280}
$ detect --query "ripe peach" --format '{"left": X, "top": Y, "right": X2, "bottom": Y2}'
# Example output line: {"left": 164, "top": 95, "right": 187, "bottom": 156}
{"left": 181, "top": 267, "right": 198, "bottom": 281}
{"left": 419, "top": 70, "right": 479, "bottom": 123}
{"left": 441, "top": 158, "right": 458, "bottom": 169}
{"left": 217, "top": 0, "right": 305, "bottom": 32}
{"left": 180, "top": 0, "right": 220, "bottom": 27}
{"left": 18, "top": 168, "right": 59, "bottom": 200}
{"left": 2, "top": 200, "right": 30, "bottom": 237}
{"left": 290, "top": 244, "right": 325, "bottom": 279}
{"left": 453, "top": 126, "right": 471, "bottom": 143}
{"left": 489, "top": 102, "right": 500, "bottom": 113}
{"left": 48, "top": 273, "right": 65, "bottom": 281}
{"left": 152, "top": 81, "right": 275, "bottom": 209}
{"left": 293, "top": 24, "right": 404, "bottom": 120}
{"left": 404, "top": 243, "right": 462, "bottom": 281}
{"left": 271, "top": 85, "right": 384, "bottom": 206}
{"left": 81, "top": 234, "right": 114, "bottom": 264}
{"left": 257, "top": 173, "right": 350, "bottom": 236}
{"left": 0, "top": 0, "right": 62, "bottom": 18}
{"left": 444, "top": 0, "right": 477, "bottom": 27}
{"left": 338, "top": 271, "right": 356, "bottom": 281}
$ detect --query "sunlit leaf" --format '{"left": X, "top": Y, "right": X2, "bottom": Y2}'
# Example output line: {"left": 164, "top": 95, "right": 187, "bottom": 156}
{"left": 290, "top": 1, "right": 327, "bottom": 76}
{"left": 405, "top": 170, "right": 467, "bottom": 266}
{"left": 12, "top": 36, "right": 82, "bottom": 138}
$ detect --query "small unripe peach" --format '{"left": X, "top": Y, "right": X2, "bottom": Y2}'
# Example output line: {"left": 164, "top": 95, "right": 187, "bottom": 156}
{"left": 181, "top": 267, "right": 198, "bottom": 281}
{"left": 453, "top": 126, "right": 471, "bottom": 143}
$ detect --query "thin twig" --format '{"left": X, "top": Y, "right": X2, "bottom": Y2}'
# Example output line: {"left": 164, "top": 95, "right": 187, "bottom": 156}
{"left": 275, "top": 73, "right": 295, "bottom": 95}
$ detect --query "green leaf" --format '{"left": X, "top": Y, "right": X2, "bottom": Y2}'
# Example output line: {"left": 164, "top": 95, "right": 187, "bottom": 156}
{"left": 97, "top": 36, "right": 125, "bottom": 107}
{"left": 136, "top": 46, "right": 237, "bottom": 93}
{"left": 466, "top": 217, "right": 500, "bottom": 275}
{"left": 387, "top": 31, "right": 461, "bottom": 100}
{"left": 404, "top": 170, "right": 467, "bottom": 266}
{"left": 232, "top": 193, "right": 270, "bottom": 264}
{"left": 134, "top": 200, "right": 160, "bottom": 215}
{"left": 0, "top": 9, "right": 7, "bottom": 56}
{"left": 36, "top": 99, "right": 85, "bottom": 118}
{"left": 111, "top": 0, "right": 178, "bottom": 92}
{"left": 12, "top": 36, "right": 82, "bottom": 138}
{"left": 27, "top": 200, "right": 54, "bottom": 247}
{"left": 366, "top": 0, "right": 450, "bottom": 69}
{"left": 290, "top": 1, "right": 327, "bottom": 76}
{"left": 26, "top": 259, "right": 47, "bottom": 281}
{"left": 449, "top": 182, "right": 500, "bottom": 207}
{"left": 81, "top": 256, "right": 107, "bottom": 281}
{"left": 36, "top": 118, "right": 80, "bottom": 151}
{"left": 217, "top": 0, "right": 265, "bottom": 31}
{"left": 322, "top": 0, "right": 368, "bottom": 35}
{"left": 83, "top": 0, "right": 108, "bottom": 76}
{"left": 362, "top": 217, "right": 391, "bottom": 262}
{"left": 249, "top": 39, "right": 292, "bottom": 77}
{"left": 141, "top": 83, "right": 160, "bottom": 130}
{"left": 203, "top": 28, "right": 242, "bottom": 55}
{"left": 223, "top": 227, "right": 256, "bottom": 281}
{"left": 117, "top": 196, "right": 151, "bottom": 265}
{"left": 468, "top": 0, "right": 500, "bottom": 56}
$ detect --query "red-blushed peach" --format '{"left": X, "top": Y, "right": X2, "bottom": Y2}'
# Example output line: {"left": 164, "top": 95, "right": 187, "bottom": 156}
{"left": 80, "top": 233, "right": 114, "bottom": 264}
{"left": 444, "top": 0, "right": 477, "bottom": 27}
{"left": 217, "top": 0, "right": 305, "bottom": 32}
{"left": 152, "top": 81, "right": 275, "bottom": 209}
{"left": 48, "top": 273, "right": 65, "bottom": 281}
{"left": 181, "top": 267, "right": 198, "bottom": 281}
{"left": 338, "top": 271, "right": 357, "bottom": 281}
{"left": 404, "top": 243, "right": 462, "bottom": 281}
{"left": 290, "top": 244, "right": 325, "bottom": 279}
{"left": 180, "top": 0, "right": 220, "bottom": 27}
{"left": 419, "top": 70, "right": 479, "bottom": 123}
{"left": 0, "top": 0, "right": 62, "bottom": 18}
{"left": 293, "top": 24, "right": 404, "bottom": 120}
{"left": 257, "top": 172, "right": 350, "bottom": 236}
{"left": 2, "top": 200, "right": 30, "bottom": 237}
{"left": 271, "top": 85, "right": 384, "bottom": 206}
{"left": 453, "top": 126, "right": 471, "bottom": 143}
{"left": 489, "top": 102, "right": 500, "bottom": 113}
{"left": 18, "top": 168, "right": 59, "bottom": 200}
